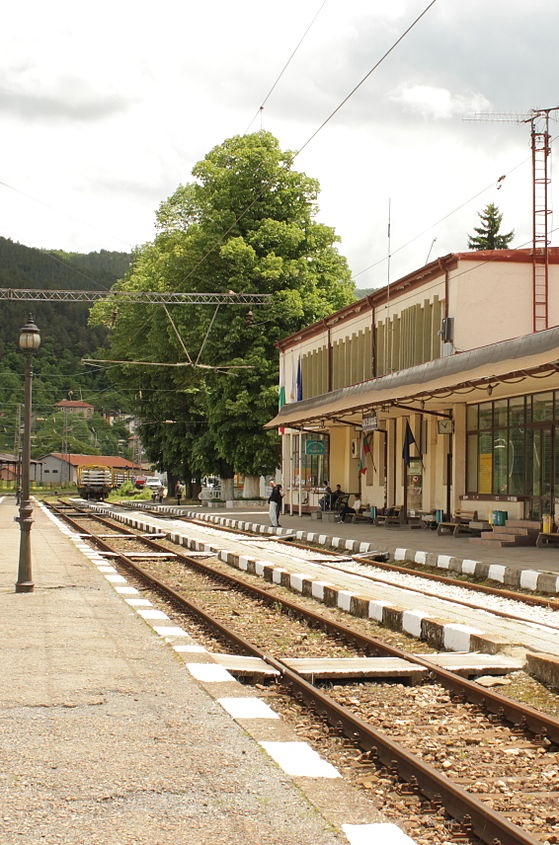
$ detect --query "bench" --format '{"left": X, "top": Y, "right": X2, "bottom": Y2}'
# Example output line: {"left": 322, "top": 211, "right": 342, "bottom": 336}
{"left": 437, "top": 509, "right": 479, "bottom": 537}
{"left": 374, "top": 506, "right": 403, "bottom": 526}
{"left": 352, "top": 506, "right": 377, "bottom": 524}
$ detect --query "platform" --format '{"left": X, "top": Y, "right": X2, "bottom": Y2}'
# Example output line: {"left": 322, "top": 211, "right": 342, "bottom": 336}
{"left": 0, "top": 497, "right": 409, "bottom": 845}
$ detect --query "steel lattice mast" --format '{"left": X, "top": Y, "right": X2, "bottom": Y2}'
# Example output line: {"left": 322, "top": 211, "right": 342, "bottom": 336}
{"left": 467, "top": 106, "right": 559, "bottom": 332}
{"left": 0, "top": 289, "right": 271, "bottom": 305}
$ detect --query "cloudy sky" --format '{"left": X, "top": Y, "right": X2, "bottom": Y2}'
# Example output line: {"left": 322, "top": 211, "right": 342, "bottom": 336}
{"left": 2, "top": 0, "right": 558, "bottom": 289}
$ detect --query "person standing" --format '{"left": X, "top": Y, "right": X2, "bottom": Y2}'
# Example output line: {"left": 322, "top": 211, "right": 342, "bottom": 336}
{"left": 175, "top": 480, "right": 184, "bottom": 505}
{"left": 268, "top": 483, "right": 284, "bottom": 527}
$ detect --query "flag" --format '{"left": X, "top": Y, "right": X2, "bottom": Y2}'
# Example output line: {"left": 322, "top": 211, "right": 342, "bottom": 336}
{"left": 402, "top": 421, "right": 420, "bottom": 467}
{"left": 358, "top": 433, "right": 371, "bottom": 475}
{"left": 278, "top": 356, "right": 286, "bottom": 409}
{"left": 296, "top": 357, "right": 303, "bottom": 401}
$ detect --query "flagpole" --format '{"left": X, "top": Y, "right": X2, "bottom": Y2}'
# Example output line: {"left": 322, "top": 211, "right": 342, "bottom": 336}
{"left": 402, "top": 419, "right": 420, "bottom": 526}
{"left": 402, "top": 455, "right": 409, "bottom": 524}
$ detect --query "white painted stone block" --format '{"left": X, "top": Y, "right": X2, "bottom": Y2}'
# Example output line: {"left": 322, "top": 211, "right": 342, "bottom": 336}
{"left": 337, "top": 590, "right": 354, "bottom": 612}
{"left": 488, "top": 564, "right": 506, "bottom": 583}
{"left": 519, "top": 570, "right": 539, "bottom": 591}
{"left": 402, "top": 609, "right": 425, "bottom": 638}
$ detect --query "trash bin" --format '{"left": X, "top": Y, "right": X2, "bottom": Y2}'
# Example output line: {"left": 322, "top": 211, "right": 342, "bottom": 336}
{"left": 434, "top": 509, "right": 444, "bottom": 524}
{"left": 491, "top": 510, "right": 507, "bottom": 526}
{"left": 542, "top": 514, "right": 553, "bottom": 534}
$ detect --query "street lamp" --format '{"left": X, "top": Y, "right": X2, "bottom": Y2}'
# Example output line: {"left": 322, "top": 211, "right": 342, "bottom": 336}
{"left": 16, "top": 314, "right": 41, "bottom": 593}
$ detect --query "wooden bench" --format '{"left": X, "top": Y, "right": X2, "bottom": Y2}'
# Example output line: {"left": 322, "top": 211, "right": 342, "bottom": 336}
{"left": 374, "top": 506, "right": 403, "bottom": 526}
{"left": 437, "top": 509, "right": 479, "bottom": 537}
{"left": 352, "top": 506, "right": 377, "bottom": 524}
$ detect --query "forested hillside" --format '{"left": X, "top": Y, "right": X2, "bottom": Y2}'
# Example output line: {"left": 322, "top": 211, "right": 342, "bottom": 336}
{"left": 0, "top": 237, "right": 130, "bottom": 356}
{"left": 0, "top": 237, "right": 132, "bottom": 455}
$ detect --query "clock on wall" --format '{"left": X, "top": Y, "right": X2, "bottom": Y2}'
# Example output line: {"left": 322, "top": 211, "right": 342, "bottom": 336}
{"left": 437, "top": 418, "right": 454, "bottom": 435}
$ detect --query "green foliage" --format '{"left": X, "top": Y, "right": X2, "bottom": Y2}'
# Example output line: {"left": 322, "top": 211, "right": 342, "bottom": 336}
{"left": 467, "top": 203, "right": 514, "bottom": 250}
{"left": 0, "top": 238, "right": 134, "bottom": 454}
{"left": 91, "top": 131, "right": 356, "bottom": 479}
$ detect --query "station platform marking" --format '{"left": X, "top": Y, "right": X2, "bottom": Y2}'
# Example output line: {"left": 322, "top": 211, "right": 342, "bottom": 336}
{"left": 38, "top": 501, "right": 421, "bottom": 844}
{"left": 186, "top": 663, "right": 236, "bottom": 683}
{"left": 259, "top": 741, "right": 341, "bottom": 779}
{"left": 217, "top": 696, "right": 280, "bottom": 720}
{"left": 343, "top": 823, "right": 418, "bottom": 845}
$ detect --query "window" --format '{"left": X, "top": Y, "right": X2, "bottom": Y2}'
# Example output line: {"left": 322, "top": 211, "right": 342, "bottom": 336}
{"left": 466, "top": 391, "right": 555, "bottom": 497}
{"left": 290, "top": 433, "right": 329, "bottom": 489}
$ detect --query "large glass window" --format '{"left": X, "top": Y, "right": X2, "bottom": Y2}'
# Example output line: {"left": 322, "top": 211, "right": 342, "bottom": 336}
{"left": 466, "top": 391, "right": 556, "bottom": 497}
{"left": 532, "top": 392, "right": 554, "bottom": 422}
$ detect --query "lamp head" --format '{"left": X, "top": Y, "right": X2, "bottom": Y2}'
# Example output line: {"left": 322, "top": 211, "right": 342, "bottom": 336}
{"left": 19, "top": 314, "right": 41, "bottom": 352}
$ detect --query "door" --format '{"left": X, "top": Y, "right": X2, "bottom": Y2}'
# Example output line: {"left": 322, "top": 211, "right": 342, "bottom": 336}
{"left": 406, "top": 457, "right": 423, "bottom": 513}
{"left": 527, "top": 424, "right": 554, "bottom": 520}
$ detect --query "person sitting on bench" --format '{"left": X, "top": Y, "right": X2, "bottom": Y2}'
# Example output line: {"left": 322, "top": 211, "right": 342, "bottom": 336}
{"left": 330, "top": 484, "right": 344, "bottom": 508}
{"left": 319, "top": 484, "right": 333, "bottom": 510}
{"left": 336, "top": 497, "right": 361, "bottom": 523}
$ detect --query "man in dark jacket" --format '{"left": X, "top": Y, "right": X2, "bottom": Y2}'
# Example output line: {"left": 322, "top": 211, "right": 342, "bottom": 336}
{"left": 268, "top": 483, "right": 284, "bottom": 527}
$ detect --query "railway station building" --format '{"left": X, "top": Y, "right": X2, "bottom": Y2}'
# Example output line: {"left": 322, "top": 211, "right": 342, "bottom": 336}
{"left": 265, "top": 248, "right": 559, "bottom": 524}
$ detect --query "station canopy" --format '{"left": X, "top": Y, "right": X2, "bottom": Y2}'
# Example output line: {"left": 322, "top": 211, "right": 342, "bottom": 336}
{"left": 265, "top": 325, "right": 559, "bottom": 429}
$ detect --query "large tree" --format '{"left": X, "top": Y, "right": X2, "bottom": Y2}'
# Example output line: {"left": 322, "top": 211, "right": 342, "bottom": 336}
{"left": 467, "top": 202, "right": 514, "bottom": 250}
{"left": 90, "top": 132, "right": 355, "bottom": 486}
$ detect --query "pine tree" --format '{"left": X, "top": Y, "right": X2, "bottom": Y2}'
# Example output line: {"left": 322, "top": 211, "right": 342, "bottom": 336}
{"left": 467, "top": 203, "right": 514, "bottom": 250}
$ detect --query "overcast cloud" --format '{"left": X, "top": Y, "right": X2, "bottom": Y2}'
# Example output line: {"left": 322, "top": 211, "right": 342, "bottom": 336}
{"left": 1, "top": 0, "right": 558, "bottom": 288}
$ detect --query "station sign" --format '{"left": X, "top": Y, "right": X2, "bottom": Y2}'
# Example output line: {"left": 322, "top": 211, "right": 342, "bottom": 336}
{"left": 305, "top": 440, "right": 327, "bottom": 456}
{"left": 362, "top": 413, "right": 378, "bottom": 432}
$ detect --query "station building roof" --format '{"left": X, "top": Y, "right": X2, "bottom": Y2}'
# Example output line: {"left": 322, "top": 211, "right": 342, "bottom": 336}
{"left": 266, "top": 324, "right": 559, "bottom": 429}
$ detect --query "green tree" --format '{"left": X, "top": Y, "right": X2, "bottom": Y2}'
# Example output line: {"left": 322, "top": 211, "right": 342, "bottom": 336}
{"left": 467, "top": 203, "right": 514, "bottom": 250}
{"left": 91, "top": 131, "right": 355, "bottom": 484}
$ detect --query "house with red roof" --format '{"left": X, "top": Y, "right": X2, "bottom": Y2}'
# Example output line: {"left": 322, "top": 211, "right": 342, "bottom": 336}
{"left": 54, "top": 399, "right": 95, "bottom": 419}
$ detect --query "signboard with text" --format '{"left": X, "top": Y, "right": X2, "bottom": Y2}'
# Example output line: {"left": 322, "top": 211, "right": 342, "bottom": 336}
{"left": 362, "top": 413, "right": 378, "bottom": 432}
{"left": 305, "top": 440, "right": 327, "bottom": 456}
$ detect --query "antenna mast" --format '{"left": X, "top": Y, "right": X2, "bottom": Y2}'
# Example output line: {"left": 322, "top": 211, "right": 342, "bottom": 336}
{"left": 467, "top": 106, "right": 559, "bottom": 331}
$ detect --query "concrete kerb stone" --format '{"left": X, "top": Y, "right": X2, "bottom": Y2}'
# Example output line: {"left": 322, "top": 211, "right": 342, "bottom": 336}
{"left": 526, "top": 652, "right": 559, "bottom": 691}
{"left": 537, "top": 572, "right": 559, "bottom": 594}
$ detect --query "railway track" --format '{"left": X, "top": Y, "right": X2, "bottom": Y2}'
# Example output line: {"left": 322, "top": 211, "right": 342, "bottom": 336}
{"left": 47, "top": 501, "right": 559, "bottom": 845}
{"left": 114, "top": 500, "right": 559, "bottom": 636}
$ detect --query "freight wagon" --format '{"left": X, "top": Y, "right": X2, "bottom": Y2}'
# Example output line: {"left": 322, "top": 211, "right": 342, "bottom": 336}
{"left": 76, "top": 465, "right": 116, "bottom": 500}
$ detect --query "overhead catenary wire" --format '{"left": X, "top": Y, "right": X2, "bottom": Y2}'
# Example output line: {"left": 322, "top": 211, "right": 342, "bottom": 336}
{"left": 143, "top": 0, "right": 441, "bottom": 301}
{"left": 352, "top": 146, "right": 538, "bottom": 282}
{"left": 294, "top": 0, "right": 439, "bottom": 157}
{"left": 1, "top": 1, "right": 439, "bottom": 302}
{"left": 244, "top": 0, "right": 329, "bottom": 135}
{"left": 0, "top": 0, "right": 443, "bottom": 390}
{"left": 1, "top": 0, "right": 444, "bottom": 378}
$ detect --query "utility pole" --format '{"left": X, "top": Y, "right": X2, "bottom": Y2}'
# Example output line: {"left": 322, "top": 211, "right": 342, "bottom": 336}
{"left": 467, "top": 106, "right": 559, "bottom": 332}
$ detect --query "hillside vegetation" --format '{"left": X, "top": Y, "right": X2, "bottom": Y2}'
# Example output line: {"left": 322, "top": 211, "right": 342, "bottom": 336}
{"left": 0, "top": 237, "right": 132, "bottom": 455}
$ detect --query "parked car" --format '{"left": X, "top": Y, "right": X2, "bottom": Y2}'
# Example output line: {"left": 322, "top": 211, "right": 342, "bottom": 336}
{"left": 145, "top": 477, "right": 163, "bottom": 491}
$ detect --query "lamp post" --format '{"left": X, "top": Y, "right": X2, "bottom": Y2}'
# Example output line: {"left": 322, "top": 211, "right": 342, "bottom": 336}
{"left": 16, "top": 314, "right": 41, "bottom": 593}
